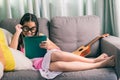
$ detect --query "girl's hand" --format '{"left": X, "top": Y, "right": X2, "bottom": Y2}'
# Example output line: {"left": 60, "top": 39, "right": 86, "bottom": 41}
{"left": 15, "top": 24, "right": 23, "bottom": 34}
{"left": 40, "top": 41, "right": 50, "bottom": 50}
{"left": 40, "top": 39, "right": 60, "bottom": 50}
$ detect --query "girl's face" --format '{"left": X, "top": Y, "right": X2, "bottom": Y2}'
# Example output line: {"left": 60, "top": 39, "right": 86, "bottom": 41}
{"left": 22, "top": 21, "right": 37, "bottom": 36}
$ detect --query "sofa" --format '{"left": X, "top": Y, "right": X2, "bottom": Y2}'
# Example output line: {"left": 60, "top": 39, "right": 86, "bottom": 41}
{"left": 0, "top": 15, "right": 119, "bottom": 80}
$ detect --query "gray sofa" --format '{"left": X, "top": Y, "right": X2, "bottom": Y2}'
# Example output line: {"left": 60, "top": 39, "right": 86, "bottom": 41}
{"left": 0, "top": 15, "right": 119, "bottom": 80}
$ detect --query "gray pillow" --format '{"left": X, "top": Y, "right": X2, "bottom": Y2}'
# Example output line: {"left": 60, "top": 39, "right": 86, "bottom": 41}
{"left": 49, "top": 15, "right": 101, "bottom": 57}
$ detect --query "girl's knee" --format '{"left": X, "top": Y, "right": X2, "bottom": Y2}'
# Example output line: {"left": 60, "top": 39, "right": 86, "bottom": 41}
{"left": 49, "top": 62, "right": 65, "bottom": 71}
{"left": 51, "top": 51, "right": 63, "bottom": 60}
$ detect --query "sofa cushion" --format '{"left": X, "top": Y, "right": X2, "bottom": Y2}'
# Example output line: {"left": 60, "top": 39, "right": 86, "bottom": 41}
{"left": 10, "top": 48, "right": 34, "bottom": 70}
{"left": 0, "top": 62, "right": 4, "bottom": 79}
{"left": 50, "top": 15, "right": 101, "bottom": 57}
{"left": 38, "top": 18, "right": 49, "bottom": 37}
{"left": 53, "top": 68, "right": 117, "bottom": 80}
{"left": 2, "top": 70, "right": 46, "bottom": 80}
{"left": 0, "top": 18, "right": 49, "bottom": 37}
{"left": 1, "top": 27, "right": 13, "bottom": 45}
{"left": 0, "top": 28, "right": 34, "bottom": 71}
{"left": 0, "top": 28, "right": 15, "bottom": 71}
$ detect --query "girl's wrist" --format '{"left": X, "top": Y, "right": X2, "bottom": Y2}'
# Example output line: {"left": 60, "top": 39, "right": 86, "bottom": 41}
{"left": 15, "top": 31, "right": 21, "bottom": 36}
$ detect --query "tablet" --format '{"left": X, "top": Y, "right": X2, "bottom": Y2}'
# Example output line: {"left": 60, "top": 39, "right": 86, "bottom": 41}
{"left": 23, "top": 35, "right": 47, "bottom": 59}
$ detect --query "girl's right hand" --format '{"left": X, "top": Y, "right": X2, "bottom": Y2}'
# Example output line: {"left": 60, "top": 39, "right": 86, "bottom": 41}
{"left": 15, "top": 24, "right": 23, "bottom": 34}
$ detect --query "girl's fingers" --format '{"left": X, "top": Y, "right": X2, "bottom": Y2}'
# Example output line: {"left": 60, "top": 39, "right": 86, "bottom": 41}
{"left": 41, "top": 41, "right": 47, "bottom": 44}
{"left": 15, "top": 24, "right": 23, "bottom": 33}
{"left": 40, "top": 41, "right": 48, "bottom": 48}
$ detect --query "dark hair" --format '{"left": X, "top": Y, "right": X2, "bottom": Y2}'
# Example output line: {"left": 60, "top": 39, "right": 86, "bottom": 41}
{"left": 20, "top": 13, "right": 39, "bottom": 35}
{"left": 18, "top": 13, "right": 39, "bottom": 50}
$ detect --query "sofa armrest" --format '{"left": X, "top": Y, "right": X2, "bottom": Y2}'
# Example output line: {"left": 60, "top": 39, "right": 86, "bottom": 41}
{"left": 101, "top": 36, "right": 120, "bottom": 78}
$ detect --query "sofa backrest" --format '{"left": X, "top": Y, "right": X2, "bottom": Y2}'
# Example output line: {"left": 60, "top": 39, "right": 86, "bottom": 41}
{"left": 0, "top": 15, "right": 101, "bottom": 57}
{"left": 0, "top": 18, "right": 49, "bottom": 37}
{"left": 50, "top": 15, "right": 101, "bottom": 57}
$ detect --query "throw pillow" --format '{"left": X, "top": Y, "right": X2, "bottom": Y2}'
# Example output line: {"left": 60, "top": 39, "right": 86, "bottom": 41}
{"left": 0, "top": 62, "right": 4, "bottom": 79}
{"left": 10, "top": 47, "right": 34, "bottom": 70}
{"left": 0, "top": 28, "right": 34, "bottom": 71}
{"left": 1, "top": 28, "right": 13, "bottom": 45}
{"left": 0, "top": 46, "right": 4, "bottom": 79}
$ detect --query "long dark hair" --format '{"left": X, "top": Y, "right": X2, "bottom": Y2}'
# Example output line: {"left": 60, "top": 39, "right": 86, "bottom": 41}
{"left": 18, "top": 13, "right": 39, "bottom": 50}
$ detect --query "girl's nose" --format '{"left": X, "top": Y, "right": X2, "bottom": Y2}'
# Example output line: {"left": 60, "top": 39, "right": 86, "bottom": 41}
{"left": 28, "top": 30, "right": 31, "bottom": 33}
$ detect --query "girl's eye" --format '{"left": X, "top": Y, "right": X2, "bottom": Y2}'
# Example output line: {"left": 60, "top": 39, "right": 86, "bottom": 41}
{"left": 31, "top": 27, "right": 37, "bottom": 33}
{"left": 22, "top": 27, "right": 29, "bottom": 32}
{"left": 22, "top": 26, "right": 37, "bottom": 33}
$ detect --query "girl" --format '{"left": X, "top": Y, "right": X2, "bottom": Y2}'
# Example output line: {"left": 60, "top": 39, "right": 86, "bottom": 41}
{"left": 10, "top": 13, "right": 115, "bottom": 79}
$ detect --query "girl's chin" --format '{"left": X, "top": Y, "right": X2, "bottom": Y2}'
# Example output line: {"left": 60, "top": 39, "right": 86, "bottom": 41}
{"left": 25, "top": 35, "right": 33, "bottom": 37}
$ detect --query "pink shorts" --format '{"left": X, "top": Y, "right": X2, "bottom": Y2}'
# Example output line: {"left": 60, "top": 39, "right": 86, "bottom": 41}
{"left": 32, "top": 57, "right": 43, "bottom": 69}
{"left": 32, "top": 49, "right": 62, "bottom": 79}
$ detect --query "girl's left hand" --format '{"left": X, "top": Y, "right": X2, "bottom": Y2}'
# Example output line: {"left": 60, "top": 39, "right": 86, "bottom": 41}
{"left": 40, "top": 41, "right": 50, "bottom": 49}
{"left": 40, "top": 39, "right": 60, "bottom": 50}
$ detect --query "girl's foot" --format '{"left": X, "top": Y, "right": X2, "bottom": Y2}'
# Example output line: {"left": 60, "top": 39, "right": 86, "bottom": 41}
{"left": 95, "top": 53, "right": 108, "bottom": 62}
{"left": 100, "top": 55, "right": 115, "bottom": 68}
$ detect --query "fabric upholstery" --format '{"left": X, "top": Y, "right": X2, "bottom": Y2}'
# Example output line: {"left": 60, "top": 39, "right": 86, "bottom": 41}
{"left": 1, "top": 70, "right": 45, "bottom": 80}
{"left": 0, "top": 18, "right": 19, "bottom": 34}
{"left": 0, "top": 63, "right": 4, "bottom": 79}
{"left": 52, "top": 68, "right": 117, "bottom": 80}
{"left": 0, "top": 46, "right": 5, "bottom": 67}
{"left": 101, "top": 36, "right": 120, "bottom": 78}
{"left": 50, "top": 15, "right": 101, "bottom": 57}
{"left": 37, "top": 18, "right": 49, "bottom": 37}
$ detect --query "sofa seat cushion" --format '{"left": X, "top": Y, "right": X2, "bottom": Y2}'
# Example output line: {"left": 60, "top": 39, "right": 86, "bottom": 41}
{"left": 2, "top": 70, "right": 45, "bottom": 80}
{"left": 53, "top": 68, "right": 117, "bottom": 80}
{"left": 2, "top": 68, "right": 117, "bottom": 80}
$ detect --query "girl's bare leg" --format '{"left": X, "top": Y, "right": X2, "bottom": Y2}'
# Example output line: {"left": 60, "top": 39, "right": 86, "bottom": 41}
{"left": 49, "top": 55, "right": 115, "bottom": 72}
{"left": 51, "top": 51, "right": 108, "bottom": 63}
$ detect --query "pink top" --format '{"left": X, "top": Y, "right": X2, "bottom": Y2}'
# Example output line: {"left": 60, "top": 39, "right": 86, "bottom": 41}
{"left": 20, "top": 47, "right": 24, "bottom": 53}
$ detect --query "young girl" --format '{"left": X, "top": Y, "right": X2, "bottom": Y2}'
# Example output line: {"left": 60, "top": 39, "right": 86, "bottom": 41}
{"left": 10, "top": 13, "right": 115, "bottom": 79}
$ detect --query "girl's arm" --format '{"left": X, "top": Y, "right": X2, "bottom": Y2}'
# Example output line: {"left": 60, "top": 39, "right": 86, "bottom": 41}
{"left": 47, "top": 38, "right": 60, "bottom": 50}
{"left": 9, "top": 24, "right": 22, "bottom": 49}
{"left": 40, "top": 38, "right": 60, "bottom": 50}
{"left": 39, "top": 33, "right": 60, "bottom": 50}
